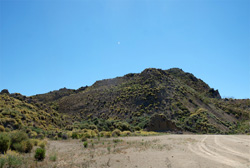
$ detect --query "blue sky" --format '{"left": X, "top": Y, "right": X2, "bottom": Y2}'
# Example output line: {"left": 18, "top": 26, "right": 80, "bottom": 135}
{"left": 0, "top": 0, "right": 249, "bottom": 98}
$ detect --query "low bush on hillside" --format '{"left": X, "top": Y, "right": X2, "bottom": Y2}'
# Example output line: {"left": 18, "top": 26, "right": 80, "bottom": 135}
{"left": 0, "top": 125, "right": 5, "bottom": 132}
{"left": 0, "top": 133, "right": 10, "bottom": 154}
{"left": 112, "top": 129, "right": 121, "bottom": 137}
{"left": 9, "top": 131, "right": 34, "bottom": 153}
{"left": 72, "top": 132, "right": 79, "bottom": 139}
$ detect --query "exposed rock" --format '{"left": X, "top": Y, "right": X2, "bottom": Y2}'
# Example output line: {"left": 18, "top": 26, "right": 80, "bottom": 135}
{"left": 207, "top": 88, "right": 221, "bottom": 99}
{"left": 146, "top": 114, "right": 181, "bottom": 132}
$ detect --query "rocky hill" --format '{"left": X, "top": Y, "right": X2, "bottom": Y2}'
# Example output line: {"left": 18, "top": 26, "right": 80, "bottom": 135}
{"left": 1, "top": 68, "right": 249, "bottom": 134}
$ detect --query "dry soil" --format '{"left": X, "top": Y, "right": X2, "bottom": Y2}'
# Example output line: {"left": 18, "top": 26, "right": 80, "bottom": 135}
{"left": 43, "top": 134, "right": 250, "bottom": 168}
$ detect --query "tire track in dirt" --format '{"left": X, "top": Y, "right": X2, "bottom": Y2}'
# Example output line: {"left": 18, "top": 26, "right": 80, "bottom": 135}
{"left": 214, "top": 136, "right": 250, "bottom": 160}
{"left": 230, "top": 136, "right": 250, "bottom": 144}
{"left": 188, "top": 136, "right": 249, "bottom": 168}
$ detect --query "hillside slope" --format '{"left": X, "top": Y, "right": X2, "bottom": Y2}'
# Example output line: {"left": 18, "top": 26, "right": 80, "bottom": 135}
{"left": 1, "top": 68, "right": 249, "bottom": 134}
{"left": 0, "top": 94, "right": 70, "bottom": 133}
{"left": 52, "top": 68, "right": 249, "bottom": 133}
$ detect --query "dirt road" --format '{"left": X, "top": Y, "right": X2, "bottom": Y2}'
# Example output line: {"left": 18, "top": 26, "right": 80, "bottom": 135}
{"left": 46, "top": 135, "right": 250, "bottom": 168}
{"left": 188, "top": 135, "right": 250, "bottom": 168}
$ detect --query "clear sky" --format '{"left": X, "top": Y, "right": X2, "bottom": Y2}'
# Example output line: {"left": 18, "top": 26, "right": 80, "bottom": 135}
{"left": 0, "top": 0, "right": 249, "bottom": 98}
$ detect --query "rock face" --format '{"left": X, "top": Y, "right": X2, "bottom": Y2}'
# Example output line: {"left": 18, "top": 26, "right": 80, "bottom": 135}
{"left": 0, "top": 89, "right": 9, "bottom": 95}
{"left": 207, "top": 89, "right": 221, "bottom": 99}
{"left": 146, "top": 114, "right": 181, "bottom": 132}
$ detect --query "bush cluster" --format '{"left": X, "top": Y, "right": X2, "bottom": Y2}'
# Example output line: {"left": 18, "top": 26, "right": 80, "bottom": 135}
{"left": 10, "top": 131, "right": 33, "bottom": 153}
{"left": 0, "top": 131, "right": 34, "bottom": 154}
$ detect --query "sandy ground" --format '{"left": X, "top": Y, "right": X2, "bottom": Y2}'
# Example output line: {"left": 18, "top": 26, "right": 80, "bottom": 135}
{"left": 44, "top": 135, "right": 250, "bottom": 168}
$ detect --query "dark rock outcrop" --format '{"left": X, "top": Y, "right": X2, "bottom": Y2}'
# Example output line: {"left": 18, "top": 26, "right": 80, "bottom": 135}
{"left": 0, "top": 89, "right": 9, "bottom": 95}
{"left": 207, "top": 89, "right": 221, "bottom": 99}
{"left": 146, "top": 114, "right": 181, "bottom": 132}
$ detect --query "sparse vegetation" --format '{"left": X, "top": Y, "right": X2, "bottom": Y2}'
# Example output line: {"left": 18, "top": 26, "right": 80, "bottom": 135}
{"left": 49, "top": 152, "right": 57, "bottom": 161}
{"left": 0, "top": 68, "right": 249, "bottom": 167}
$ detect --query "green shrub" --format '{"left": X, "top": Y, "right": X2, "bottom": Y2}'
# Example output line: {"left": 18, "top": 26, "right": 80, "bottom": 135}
{"left": 4, "top": 151, "right": 23, "bottom": 167}
{"left": 82, "top": 129, "right": 88, "bottom": 133}
{"left": 93, "top": 129, "right": 99, "bottom": 134}
{"left": 39, "top": 142, "right": 46, "bottom": 149}
{"left": 83, "top": 132, "right": 91, "bottom": 138}
{"left": 34, "top": 148, "right": 45, "bottom": 161}
{"left": 62, "top": 133, "right": 68, "bottom": 140}
{"left": 12, "top": 139, "right": 33, "bottom": 153}
{"left": 99, "top": 131, "right": 105, "bottom": 137}
{"left": 13, "top": 140, "right": 33, "bottom": 153}
{"left": 105, "top": 132, "right": 111, "bottom": 138}
{"left": 91, "top": 130, "right": 97, "bottom": 138}
{"left": 134, "top": 126, "right": 141, "bottom": 131}
{"left": 112, "top": 129, "right": 121, "bottom": 137}
{"left": 107, "top": 146, "right": 111, "bottom": 154}
{"left": 89, "top": 125, "right": 97, "bottom": 130}
{"left": 4, "top": 128, "right": 10, "bottom": 132}
{"left": 31, "top": 139, "right": 39, "bottom": 146}
{"left": 122, "top": 131, "right": 131, "bottom": 136}
{"left": 37, "top": 133, "right": 45, "bottom": 140}
{"left": 113, "top": 139, "right": 123, "bottom": 143}
{"left": 23, "top": 140, "right": 33, "bottom": 153}
{"left": 12, "top": 143, "right": 25, "bottom": 153}
{"left": 0, "top": 133, "right": 10, "bottom": 154}
{"left": 72, "top": 132, "right": 78, "bottom": 139}
{"left": 10, "top": 131, "right": 28, "bottom": 150}
{"left": 28, "top": 131, "right": 37, "bottom": 138}
{"left": 0, "top": 126, "right": 5, "bottom": 132}
{"left": 54, "top": 136, "right": 58, "bottom": 140}
{"left": 57, "top": 132, "right": 62, "bottom": 138}
{"left": 49, "top": 152, "right": 57, "bottom": 161}
{"left": 81, "top": 136, "right": 88, "bottom": 142}
{"left": 0, "top": 157, "right": 5, "bottom": 168}
{"left": 83, "top": 141, "right": 88, "bottom": 148}
{"left": 65, "top": 125, "right": 73, "bottom": 131}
